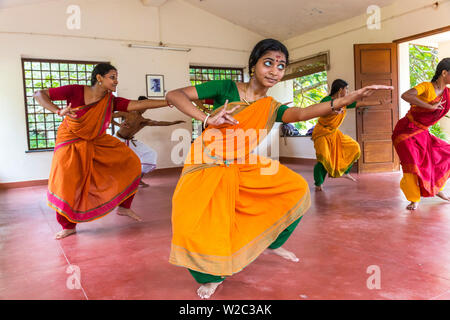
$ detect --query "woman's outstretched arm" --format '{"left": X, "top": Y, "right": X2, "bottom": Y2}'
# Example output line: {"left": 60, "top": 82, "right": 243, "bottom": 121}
{"left": 166, "top": 86, "right": 239, "bottom": 127}
{"left": 281, "top": 85, "right": 394, "bottom": 123}
{"left": 127, "top": 99, "right": 171, "bottom": 111}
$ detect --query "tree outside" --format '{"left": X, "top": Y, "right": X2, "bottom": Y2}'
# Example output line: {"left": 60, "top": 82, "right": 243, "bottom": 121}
{"left": 409, "top": 44, "right": 447, "bottom": 141}
{"left": 292, "top": 71, "right": 328, "bottom": 135}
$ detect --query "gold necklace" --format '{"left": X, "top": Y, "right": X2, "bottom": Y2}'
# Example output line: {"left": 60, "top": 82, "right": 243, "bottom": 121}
{"left": 243, "top": 82, "right": 267, "bottom": 105}
{"left": 243, "top": 83, "right": 250, "bottom": 105}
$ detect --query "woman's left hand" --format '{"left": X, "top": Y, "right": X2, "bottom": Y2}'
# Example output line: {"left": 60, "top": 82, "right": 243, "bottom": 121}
{"left": 357, "top": 85, "right": 394, "bottom": 99}
{"left": 206, "top": 100, "right": 240, "bottom": 127}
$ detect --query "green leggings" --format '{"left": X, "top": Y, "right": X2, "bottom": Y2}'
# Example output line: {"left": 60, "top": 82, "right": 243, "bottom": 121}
{"left": 189, "top": 216, "right": 303, "bottom": 283}
{"left": 313, "top": 162, "right": 352, "bottom": 186}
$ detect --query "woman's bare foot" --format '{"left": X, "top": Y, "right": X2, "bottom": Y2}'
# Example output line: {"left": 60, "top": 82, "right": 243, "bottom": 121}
{"left": 406, "top": 202, "right": 419, "bottom": 210}
{"left": 139, "top": 180, "right": 149, "bottom": 188}
{"left": 436, "top": 191, "right": 450, "bottom": 201}
{"left": 116, "top": 207, "right": 142, "bottom": 222}
{"left": 343, "top": 173, "right": 357, "bottom": 182}
{"left": 55, "top": 228, "right": 76, "bottom": 240}
{"left": 197, "top": 281, "right": 223, "bottom": 299}
{"left": 267, "top": 247, "right": 299, "bottom": 262}
{"left": 315, "top": 185, "right": 323, "bottom": 191}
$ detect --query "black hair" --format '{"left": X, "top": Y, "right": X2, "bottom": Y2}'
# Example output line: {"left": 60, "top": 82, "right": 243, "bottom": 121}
{"left": 431, "top": 58, "right": 450, "bottom": 82}
{"left": 248, "top": 38, "right": 289, "bottom": 73}
{"left": 91, "top": 63, "right": 117, "bottom": 86}
{"left": 329, "top": 79, "right": 348, "bottom": 97}
{"left": 138, "top": 96, "right": 148, "bottom": 101}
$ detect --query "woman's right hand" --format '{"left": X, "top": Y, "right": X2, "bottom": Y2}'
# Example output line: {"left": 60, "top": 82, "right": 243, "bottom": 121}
{"left": 429, "top": 97, "right": 446, "bottom": 110}
{"left": 58, "top": 103, "right": 77, "bottom": 118}
{"left": 206, "top": 100, "right": 240, "bottom": 127}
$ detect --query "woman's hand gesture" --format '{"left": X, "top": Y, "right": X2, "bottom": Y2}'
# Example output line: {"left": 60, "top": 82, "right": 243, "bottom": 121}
{"left": 355, "top": 85, "right": 394, "bottom": 99}
{"left": 58, "top": 103, "right": 77, "bottom": 118}
{"left": 337, "top": 85, "right": 394, "bottom": 111}
{"left": 206, "top": 100, "right": 240, "bottom": 127}
{"left": 430, "top": 97, "right": 446, "bottom": 110}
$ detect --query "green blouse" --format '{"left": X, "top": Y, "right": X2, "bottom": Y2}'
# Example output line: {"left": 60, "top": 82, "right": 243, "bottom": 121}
{"left": 195, "top": 80, "right": 289, "bottom": 122}
{"left": 320, "top": 95, "right": 357, "bottom": 109}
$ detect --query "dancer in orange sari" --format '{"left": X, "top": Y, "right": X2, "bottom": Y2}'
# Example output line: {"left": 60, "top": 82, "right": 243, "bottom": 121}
{"left": 166, "top": 38, "right": 393, "bottom": 299}
{"left": 392, "top": 58, "right": 450, "bottom": 210}
{"left": 313, "top": 79, "right": 384, "bottom": 190}
{"left": 34, "top": 63, "right": 170, "bottom": 239}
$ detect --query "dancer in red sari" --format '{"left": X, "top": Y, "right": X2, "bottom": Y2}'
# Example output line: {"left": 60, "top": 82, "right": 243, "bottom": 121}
{"left": 392, "top": 58, "right": 450, "bottom": 210}
{"left": 34, "top": 63, "right": 171, "bottom": 239}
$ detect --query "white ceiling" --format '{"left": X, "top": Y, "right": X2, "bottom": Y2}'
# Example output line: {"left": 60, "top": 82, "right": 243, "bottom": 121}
{"left": 0, "top": 0, "right": 60, "bottom": 9}
{"left": 183, "top": 0, "right": 397, "bottom": 40}
{"left": 1, "top": 0, "right": 398, "bottom": 40}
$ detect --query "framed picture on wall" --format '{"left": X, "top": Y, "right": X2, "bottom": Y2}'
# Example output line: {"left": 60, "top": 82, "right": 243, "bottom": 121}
{"left": 146, "top": 74, "right": 165, "bottom": 98}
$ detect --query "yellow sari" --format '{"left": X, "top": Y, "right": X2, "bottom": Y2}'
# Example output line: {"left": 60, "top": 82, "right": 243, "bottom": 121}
{"left": 312, "top": 100, "right": 360, "bottom": 178}
{"left": 169, "top": 97, "right": 310, "bottom": 276}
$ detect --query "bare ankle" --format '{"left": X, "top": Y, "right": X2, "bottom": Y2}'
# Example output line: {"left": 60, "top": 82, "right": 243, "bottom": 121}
{"left": 197, "top": 281, "right": 223, "bottom": 299}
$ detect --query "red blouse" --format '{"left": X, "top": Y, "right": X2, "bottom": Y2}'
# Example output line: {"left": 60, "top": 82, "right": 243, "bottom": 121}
{"left": 48, "top": 84, "right": 130, "bottom": 111}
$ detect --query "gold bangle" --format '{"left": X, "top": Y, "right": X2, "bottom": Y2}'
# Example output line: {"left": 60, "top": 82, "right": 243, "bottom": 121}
{"left": 203, "top": 113, "right": 210, "bottom": 130}
{"left": 331, "top": 99, "right": 338, "bottom": 113}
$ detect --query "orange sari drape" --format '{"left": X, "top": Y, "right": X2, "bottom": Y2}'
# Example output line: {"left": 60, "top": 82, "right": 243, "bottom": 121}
{"left": 312, "top": 108, "right": 360, "bottom": 177}
{"left": 47, "top": 93, "right": 141, "bottom": 223}
{"left": 169, "top": 97, "right": 311, "bottom": 276}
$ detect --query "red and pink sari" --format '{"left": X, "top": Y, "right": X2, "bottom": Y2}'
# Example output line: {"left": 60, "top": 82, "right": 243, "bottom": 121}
{"left": 392, "top": 86, "right": 450, "bottom": 197}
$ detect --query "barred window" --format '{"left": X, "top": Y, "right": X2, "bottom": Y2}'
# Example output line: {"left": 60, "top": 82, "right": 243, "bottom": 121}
{"left": 189, "top": 66, "right": 244, "bottom": 140}
{"left": 22, "top": 58, "right": 106, "bottom": 151}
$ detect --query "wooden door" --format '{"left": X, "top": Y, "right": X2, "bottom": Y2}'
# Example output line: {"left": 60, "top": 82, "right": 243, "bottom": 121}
{"left": 354, "top": 43, "right": 399, "bottom": 173}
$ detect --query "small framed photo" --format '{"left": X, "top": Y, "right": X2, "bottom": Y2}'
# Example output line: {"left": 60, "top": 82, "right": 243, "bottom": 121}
{"left": 146, "top": 74, "right": 165, "bottom": 98}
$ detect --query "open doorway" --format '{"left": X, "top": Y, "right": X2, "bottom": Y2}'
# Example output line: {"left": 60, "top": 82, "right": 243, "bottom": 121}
{"left": 397, "top": 30, "right": 450, "bottom": 142}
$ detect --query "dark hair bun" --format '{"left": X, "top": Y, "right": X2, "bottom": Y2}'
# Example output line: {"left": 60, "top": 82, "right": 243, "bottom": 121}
{"left": 329, "top": 79, "right": 348, "bottom": 96}
{"left": 432, "top": 58, "right": 450, "bottom": 82}
{"left": 91, "top": 63, "right": 117, "bottom": 86}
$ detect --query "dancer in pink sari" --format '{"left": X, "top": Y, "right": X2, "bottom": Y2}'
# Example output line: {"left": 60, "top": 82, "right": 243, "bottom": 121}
{"left": 392, "top": 58, "right": 450, "bottom": 210}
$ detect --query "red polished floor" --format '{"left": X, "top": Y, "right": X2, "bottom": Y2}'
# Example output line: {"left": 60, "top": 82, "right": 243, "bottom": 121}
{"left": 1, "top": 163, "right": 450, "bottom": 300}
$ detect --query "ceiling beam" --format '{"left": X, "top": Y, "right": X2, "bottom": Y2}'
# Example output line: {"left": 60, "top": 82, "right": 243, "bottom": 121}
{"left": 140, "top": 0, "right": 167, "bottom": 7}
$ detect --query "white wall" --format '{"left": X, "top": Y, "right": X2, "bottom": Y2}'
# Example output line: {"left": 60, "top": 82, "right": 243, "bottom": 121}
{"left": 439, "top": 40, "right": 450, "bottom": 59}
{"left": 0, "top": 0, "right": 262, "bottom": 183}
{"left": 398, "top": 42, "right": 411, "bottom": 118}
{"left": 279, "top": 0, "right": 450, "bottom": 158}
{"left": 267, "top": 79, "right": 317, "bottom": 158}
{"left": 438, "top": 39, "right": 450, "bottom": 141}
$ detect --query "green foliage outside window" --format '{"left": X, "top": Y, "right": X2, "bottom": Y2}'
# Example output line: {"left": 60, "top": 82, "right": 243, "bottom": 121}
{"left": 409, "top": 44, "right": 447, "bottom": 141}
{"left": 292, "top": 71, "right": 328, "bottom": 135}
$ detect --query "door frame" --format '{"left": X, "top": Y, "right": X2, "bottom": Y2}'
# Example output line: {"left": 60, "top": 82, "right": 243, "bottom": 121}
{"left": 354, "top": 26, "right": 450, "bottom": 173}
{"left": 354, "top": 43, "right": 400, "bottom": 173}
{"left": 393, "top": 25, "right": 450, "bottom": 44}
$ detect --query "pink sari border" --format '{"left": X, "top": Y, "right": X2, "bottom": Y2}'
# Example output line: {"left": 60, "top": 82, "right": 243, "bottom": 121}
{"left": 47, "top": 176, "right": 140, "bottom": 222}
{"left": 54, "top": 138, "right": 82, "bottom": 151}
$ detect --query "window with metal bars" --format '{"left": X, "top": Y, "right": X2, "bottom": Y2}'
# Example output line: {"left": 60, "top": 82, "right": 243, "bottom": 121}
{"left": 189, "top": 66, "right": 244, "bottom": 140}
{"left": 22, "top": 58, "right": 108, "bottom": 151}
